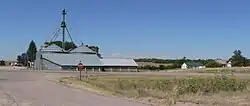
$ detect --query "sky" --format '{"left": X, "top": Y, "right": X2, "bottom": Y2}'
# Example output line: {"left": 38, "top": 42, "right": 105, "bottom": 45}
{"left": 0, "top": 0, "right": 250, "bottom": 60}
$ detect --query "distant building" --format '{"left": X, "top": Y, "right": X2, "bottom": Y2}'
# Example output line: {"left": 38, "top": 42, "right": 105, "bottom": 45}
{"left": 226, "top": 61, "right": 232, "bottom": 68}
{"left": 215, "top": 59, "right": 232, "bottom": 68}
{"left": 181, "top": 62, "right": 205, "bottom": 69}
{"left": 101, "top": 58, "right": 138, "bottom": 72}
{"left": 4, "top": 60, "right": 17, "bottom": 66}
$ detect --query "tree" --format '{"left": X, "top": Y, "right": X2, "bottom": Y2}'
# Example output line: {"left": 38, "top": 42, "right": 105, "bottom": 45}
{"left": 17, "top": 55, "right": 22, "bottom": 63}
{"left": 22, "top": 53, "right": 28, "bottom": 66}
{"left": 159, "top": 65, "right": 165, "bottom": 70}
{"left": 16, "top": 53, "right": 28, "bottom": 66}
{"left": 44, "top": 41, "right": 77, "bottom": 51}
{"left": 88, "top": 46, "right": 99, "bottom": 53}
{"left": 27, "top": 40, "right": 37, "bottom": 62}
{"left": 0, "top": 60, "right": 5, "bottom": 66}
{"left": 205, "top": 61, "right": 222, "bottom": 68}
{"left": 88, "top": 45, "right": 102, "bottom": 58}
{"left": 231, "top": 50, "right": 249, "bottom": 67}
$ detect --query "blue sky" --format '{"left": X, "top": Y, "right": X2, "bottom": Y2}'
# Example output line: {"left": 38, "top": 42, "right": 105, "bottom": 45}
{"left": 0, "top": 0, "right": 250, "bottom": 60}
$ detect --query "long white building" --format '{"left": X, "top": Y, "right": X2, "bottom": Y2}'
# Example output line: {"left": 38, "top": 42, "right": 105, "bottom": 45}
{"left": 34, "top": 44, "right": 138, "bottom": 71}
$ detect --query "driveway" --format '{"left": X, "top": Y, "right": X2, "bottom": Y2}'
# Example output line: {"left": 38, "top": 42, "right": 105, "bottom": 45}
{"left": 0, "top": 71, "right": 149, "bottom": 106}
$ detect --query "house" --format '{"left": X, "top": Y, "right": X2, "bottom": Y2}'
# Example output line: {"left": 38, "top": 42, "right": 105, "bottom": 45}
{"left": 181, "top": 62, "right": 205, "bottom": 69}
{"left": 226, "top": 61, "right": 232, "bottom": 68}
{"left": 3, "top": 60, "right": 18, "bottom": 66}
{"left": 215, "top": 59, "right": 232, "bottom": 68}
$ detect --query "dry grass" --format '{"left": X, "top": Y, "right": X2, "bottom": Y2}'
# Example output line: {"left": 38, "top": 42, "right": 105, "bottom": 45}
{"left": 59, "top": 75, "right": 250, "bottom": 106}
{"left": 168, "top": 67, "right": 250, "bottom": 74}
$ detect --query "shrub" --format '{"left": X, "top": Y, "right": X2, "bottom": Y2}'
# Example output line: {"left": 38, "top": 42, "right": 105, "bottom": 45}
{"left": 0, "top": 60, "right": 5, "bottom": 66}
{"left": 159, "top": 65, "right": 165, "bottom": 70}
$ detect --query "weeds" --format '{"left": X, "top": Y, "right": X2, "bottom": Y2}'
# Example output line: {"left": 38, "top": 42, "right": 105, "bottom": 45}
{"left": 85, "top": 75, "right": 249, "bottom": 97}
{"left": 60, "top": 73, "right": 250, "bottom": 106}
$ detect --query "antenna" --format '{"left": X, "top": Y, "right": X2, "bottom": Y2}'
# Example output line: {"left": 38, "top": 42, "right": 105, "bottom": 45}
{"left": 61, "top": 9, "right": 67, "bottom": 51}
{"left": 44, "top": 9, "right": 75, "bottom": 52}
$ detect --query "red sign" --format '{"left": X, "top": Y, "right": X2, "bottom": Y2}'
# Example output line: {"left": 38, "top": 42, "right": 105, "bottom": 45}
{"left": 78, "top": 63, "right": 84, "bottom": 71}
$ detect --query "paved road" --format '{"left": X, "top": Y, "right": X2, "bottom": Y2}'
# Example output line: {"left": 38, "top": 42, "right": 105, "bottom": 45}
{"left": 0, "top": 71, "right": 149, "bottom": 106}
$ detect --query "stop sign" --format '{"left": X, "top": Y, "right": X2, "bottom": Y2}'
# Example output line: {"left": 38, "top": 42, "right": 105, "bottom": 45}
{"left": 78, "top": 62, "right": 84, "bottom": 71}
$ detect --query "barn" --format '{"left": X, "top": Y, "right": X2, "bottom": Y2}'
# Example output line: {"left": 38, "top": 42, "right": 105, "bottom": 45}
{"left": 34, "top": 44, "right": 138, "bottom": 71}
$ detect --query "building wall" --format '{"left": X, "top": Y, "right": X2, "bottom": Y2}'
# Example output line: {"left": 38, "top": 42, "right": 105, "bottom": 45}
{"left": 35, "top": 54, "right": 62, "bottom": 70}
{"left": 226, "top": 63, "right": 232, "bottom": 68}
{"left": 181, "top": 63, "right": 205, "bottom": 69}
{"left": 41, "top": 59, "right": 62, "bottom": 70}
{"left": 181, "top": 63, "right": 188, "bottom": 69}
{"left": 198, "top": 66, "right": 206, "bottom": 69}
{"left": 34, "top": 51, "right": 42, "bottom": 70}
{"left": 4, "top": 61, "right": 17, "bottom": 66}
{"left": 34, "top": 51, "right": 138, "bottom": 71}
{"left": 102, "top": 66, "right": 137, "bottom": 72}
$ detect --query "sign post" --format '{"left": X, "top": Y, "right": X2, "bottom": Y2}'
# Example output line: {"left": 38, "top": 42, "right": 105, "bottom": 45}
{"left": 78, "top": 62, "right": 84, "bottom": 80}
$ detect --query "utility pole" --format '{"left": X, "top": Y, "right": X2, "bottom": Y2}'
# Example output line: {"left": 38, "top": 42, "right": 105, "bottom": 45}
{"left": 61, "top": 9, "right": 67, "bottom": 51}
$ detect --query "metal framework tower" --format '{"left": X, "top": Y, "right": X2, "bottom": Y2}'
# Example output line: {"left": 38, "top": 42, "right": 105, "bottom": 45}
{"left": 48, "top": 9, "right": 74, "bottom": 52}
{"left": 61, "top": 9, "right": 67, "bottom": 51}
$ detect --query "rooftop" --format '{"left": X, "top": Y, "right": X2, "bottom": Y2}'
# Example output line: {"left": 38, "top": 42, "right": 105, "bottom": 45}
{"left": 42, "top": 53, "right": 102, "bottom": 66}
{"left": 70, "top": 45, "right": 96, "bottom": 53}
{"left": 41, "top": 44, "right": 63, "bottom": 52}
{"left": 184, "top": 62, "right": 204, "bottom": 67}
{"left": 101, "top": 58, "right": 138, "bottom": 67}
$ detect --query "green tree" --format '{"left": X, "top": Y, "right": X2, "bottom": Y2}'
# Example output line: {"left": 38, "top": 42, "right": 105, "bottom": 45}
{"left": 205, "top": 61, "right": 222, "bottom": 68}
{"left": 149, "top": 66, "right": 158, "bottom": 70}
{"left": 44, "top": 41, "right": 77, "bottom": 51}
{"left": 88, "top": 45, "right": 99, "bottom": 53}
{"left": 87, "top": 45, "right": 102, "bottom": 57}
{"left": 17, "top": 55, "right": 22, "bottom": 63}
{"left": 158, "top": 65, "right": 165, "bottom": 70}
{"left": 0, "top": 60, "right": 5, "bottom": 66}
{"left": 21, "top": 53, "right": 28, "bottom": 66}
{"left": 231, "top": 50, "right": 249, "bottom": 67}
{"left": 27, "top": 40, "right": 37, "bottom": 62}
{"left": 143, "top": 65, "right": 151, "bottom": 69}
{"left": 16, "top": 53, "right": 28, "bottom": 66}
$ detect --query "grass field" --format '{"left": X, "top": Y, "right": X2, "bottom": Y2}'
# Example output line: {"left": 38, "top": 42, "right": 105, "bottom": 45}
{"left": 59, "top": 74, "right": 250, "bottom": 106}
{"left": 136, "top": 62, "right": 173, "bottom": 67}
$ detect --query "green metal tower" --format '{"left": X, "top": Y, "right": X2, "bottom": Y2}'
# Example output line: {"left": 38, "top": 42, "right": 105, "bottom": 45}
{"left": 48, "top": 9, "right": 74, "bottom": 52}
{"left": 61, "top": 9, "right": 67, "bottom": 51}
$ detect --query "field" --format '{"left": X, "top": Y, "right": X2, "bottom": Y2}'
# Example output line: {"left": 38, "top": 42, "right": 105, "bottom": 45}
{"left": 166, "top": 67, "right": 250, "bottom": 73}
{"left": 59, "top": 73, "right": 250, "bottom": 106}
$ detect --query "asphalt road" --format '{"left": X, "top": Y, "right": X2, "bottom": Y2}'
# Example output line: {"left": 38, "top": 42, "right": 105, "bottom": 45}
{"left": 0, "top": 70, "right": 150, "bottom": 106}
